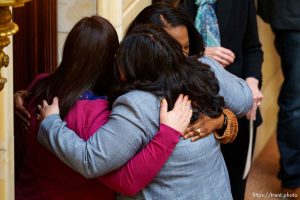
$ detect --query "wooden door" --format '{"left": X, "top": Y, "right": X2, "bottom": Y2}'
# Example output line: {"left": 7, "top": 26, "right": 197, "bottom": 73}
{"left": 13, "top": 0, "right": 57, "bottom": 91}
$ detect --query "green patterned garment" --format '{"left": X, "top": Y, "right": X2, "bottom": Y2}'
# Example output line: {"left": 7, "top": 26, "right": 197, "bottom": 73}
{"left": 194, "top": 0, "right": 220, "bottom": 47}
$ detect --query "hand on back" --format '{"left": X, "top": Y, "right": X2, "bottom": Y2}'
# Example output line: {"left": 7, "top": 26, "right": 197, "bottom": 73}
{"left": 14, "top": 90, "right": 31, "bottom": 130}
{"left": 38, "top": 97, "right": 60, "bottom": 121}
{"left": 184, "top": 113, "right": 224, "bottom": 142}
{"left": 160, "top": 94, "right": 192, "bottom": 134}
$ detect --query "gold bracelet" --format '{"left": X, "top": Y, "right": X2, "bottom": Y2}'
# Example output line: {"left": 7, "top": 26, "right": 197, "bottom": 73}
{"left": 213, "top": 109, "right": 238, "bottom": 144}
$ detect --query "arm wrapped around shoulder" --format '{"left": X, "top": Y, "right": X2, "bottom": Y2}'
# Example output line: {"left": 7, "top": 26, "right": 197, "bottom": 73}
{"left": 214, "top": 109, "right": 238, "bottom": 144}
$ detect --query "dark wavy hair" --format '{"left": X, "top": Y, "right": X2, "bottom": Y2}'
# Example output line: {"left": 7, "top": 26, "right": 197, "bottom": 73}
{"left": 125, "top": 3, "right": 204, "bottom": 57}
{"left": 152, "top": 0, "right": 181, "bottom": 7}
{"left": 28, "top": 16, "right": 119, "bottom": 118}
{"left": 112, "top": 25, "right": 224, "bottom": 122}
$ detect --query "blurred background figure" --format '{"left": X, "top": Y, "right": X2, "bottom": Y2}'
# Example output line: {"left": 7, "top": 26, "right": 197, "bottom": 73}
{"left": 258, "top": 0, "right": 300, "bottom": 197}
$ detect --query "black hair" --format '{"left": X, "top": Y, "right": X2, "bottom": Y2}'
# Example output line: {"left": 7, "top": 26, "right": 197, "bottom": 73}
{"left": 126, "top": 3, "right": 204, "bottom": 57}
{"left": 28, "top": 16, "right": 119, "bottom": 118}
{"left": 112, "top": 24, "right": 224, "bottom": 122}
{"left": 152, "top": 0, "right": 181, "bottom": 7}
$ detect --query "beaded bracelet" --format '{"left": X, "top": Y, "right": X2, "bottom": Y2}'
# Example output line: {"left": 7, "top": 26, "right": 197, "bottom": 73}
{"left": 214, "top": 108, "right": 238, "bottom": 144}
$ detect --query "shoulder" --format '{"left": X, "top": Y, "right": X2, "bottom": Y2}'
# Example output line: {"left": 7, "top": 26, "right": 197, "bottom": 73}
{"left": 198, "top": 56, "right": 219, "bottom": 67}
{"left": 114, "top": 90, "right": 159, "bottom": 107}
{"left": 198, "top": 56, "right": 223, "bottom": 73}
{"left": 123, "top": 90, "right": 158, "bottom": 99}
{"left": 64, "top": 99, "right": 111, "bottom": 140}
{"left": 111, "top": 90, "right": 160, "bottom": 124}
{"left": 68, "top": 99, "right": 110, "bottom": 119}
{"left": 35, "top": 73, "right": 50, "bottom": 80}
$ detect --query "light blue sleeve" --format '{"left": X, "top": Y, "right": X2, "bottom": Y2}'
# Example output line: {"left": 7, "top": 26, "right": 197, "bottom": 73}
{"left": 199, "top": 56, "right": 253, "bottom": 117}
{"left": 37, "top": 91, "right": 158, "bottom": 178}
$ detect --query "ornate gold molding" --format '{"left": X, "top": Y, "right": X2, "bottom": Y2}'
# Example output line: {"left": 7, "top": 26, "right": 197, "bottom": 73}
{"left": 0, "top": 0, "right": 31, "bottom": 7}
{"left": 0, "top": 0, "right": 31, "bottom": 91}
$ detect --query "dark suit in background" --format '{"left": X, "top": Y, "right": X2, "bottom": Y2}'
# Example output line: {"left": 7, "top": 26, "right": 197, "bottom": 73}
{"left": 258, "top": 0, "right": 300, "bottom": 191}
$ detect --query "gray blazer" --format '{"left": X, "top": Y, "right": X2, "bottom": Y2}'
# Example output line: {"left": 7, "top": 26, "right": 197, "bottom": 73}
{"left": 38, "top": 56, "right": 248, "bottom": 199}
{"left": 39, "top": 90, "right": 232, "bottom": 200}
{"left": 200, "top": 56, "right": 252, "bottom": 117}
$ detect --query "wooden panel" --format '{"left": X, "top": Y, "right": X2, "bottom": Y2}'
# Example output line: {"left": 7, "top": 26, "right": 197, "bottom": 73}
{"left": 97, "top": 0, "right": 151, "bottom": 39}
{"left": 123, "top": 0, "right": 135, "bottom": 12}
{"left": 13, "top": 0, "right": 57, "bottom": 91}
{"left": 253, "top": 17, "right": 283, "bottom": 159}
{"left": 122, "top": 0, "right": 151, "bottom": 35}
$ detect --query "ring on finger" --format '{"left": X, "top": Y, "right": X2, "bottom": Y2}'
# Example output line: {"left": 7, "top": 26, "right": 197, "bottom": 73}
{"left": 195, "top": 128, "right": 202, "bottom": 136}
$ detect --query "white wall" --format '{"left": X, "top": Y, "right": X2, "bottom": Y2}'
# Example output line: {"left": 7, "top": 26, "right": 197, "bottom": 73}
{"left": 57, "top": 0, "right": 97, "bottom": 63}
{"left": 97, "top": 0, "right": 151, "bottom": 40}
{"left": 57, "top": 0, "right": 152, "bottom": 64}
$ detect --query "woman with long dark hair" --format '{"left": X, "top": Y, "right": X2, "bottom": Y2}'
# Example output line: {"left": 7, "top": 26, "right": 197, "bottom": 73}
{"left": 126, "top": 3, "right": 252, "bottom": 139}
{"left": 15, "top": 16, "right": 192, "bottom": 200}
{"left": 38, "top": 24, "right": 233, "bottom": 199}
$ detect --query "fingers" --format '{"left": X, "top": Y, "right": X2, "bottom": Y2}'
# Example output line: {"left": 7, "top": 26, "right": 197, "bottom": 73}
{"left": 181, "top": 95, "right": 189, "bottom": 113}
{"left": 255, "top": 92, "right": 263, "bottom": 106}
{"left": 184, "top": 125, "right": 194, "bottom": 135}
{"left": 52, "top": 97, "right": 59, "bottom": 106}
{"left": 42, "top": 100, "right": 49, "bottom": 107}
{"left": 182, "top": 100, "right": 192, "bottom": 128}
{"left": 160, "top": 98, "right": 168, "bottom": 116}
{"left": 178, "top": 95, "right": 192, "bottom": 132}
{"left": 190, "top": 135, "right": 201, "bottom": 142}
{"left": 36, "top": 97, "right": 61, "bottom": 121}
{"left": 220, "top": 47, "right": 235, "bottom": 61}
{"left": 184, "top": 129, "right": 199, "bottom": 139}
{"left": 21, "top": 122, "right": 29, "bottom": 132}
{"left": 37, "top": 104, "right": 42, "bottom": 112}
{"left": 214, "top": 49, "right": 234, "bottom": 64}
{"left": 186, "top": 107, "right": 193, "bottom": 124}
{"left": 15, "top": 110, "right": 30, "bottom": 127}
{"left": 257, "top": 101, "right": 261, "bottom": 106}
{"left": 159, "top": 94, "right": 192, "bottom": 133}
{"left": 183, "top": 127, "right": 206, "bottom": 141}
{"left": 205, "top": 47, "right": 235, "bottom": 67}
{"left": 245, "top": 78, "right": 263, "bottom": 120}
{"left": 219, "top": 53, "right": 234, "bottom": 64}
{"left": 20, "top": 107, "right": 31, "bottom": 119}
{"left": 246, "top": 111, "right": 251, "bottom": 120}
{"left": 40, "top": 97, "right": 58, "bottom": 110}
{"left": 14, "top": 90, "right": 31, "bottom": 118}
{"left": 251, "top": 103, "right": 258, "bottom": 120}
{"left": 173, "top": 94, "right": 183, "bottom": 111}
{"left": 246, "top": 103, "right": 257, "bottom": 120}
{"left": 211, "top": 55, "right": 231, "bottom": 66}
{"left": 248, "top": 89, "right": 263, "bottom": 120}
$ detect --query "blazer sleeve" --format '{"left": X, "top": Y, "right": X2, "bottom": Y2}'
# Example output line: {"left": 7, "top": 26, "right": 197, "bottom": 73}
{"left": 200, "top": 56, "right": 253, "bottom": 117}
{"left": 242, "top": 0, "right": 263, "bottom": 83}
{"left": 37, "top": 92, "right": 163, "bottom": 178}
{"left": 99, "top": 124, "right": 180, "bottom": 196}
